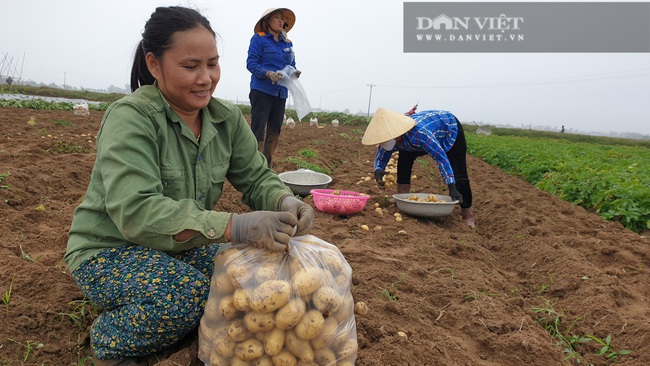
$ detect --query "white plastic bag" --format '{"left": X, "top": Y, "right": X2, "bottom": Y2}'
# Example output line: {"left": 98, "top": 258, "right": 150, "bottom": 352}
{"left": 278, "top": 65, "right": 312, "bottom": 121}
{"left": 73, "top": 102, "right": 89, "bottom": 116}
{"left": 198, "top": 235, "right": 358, "bottom": 366}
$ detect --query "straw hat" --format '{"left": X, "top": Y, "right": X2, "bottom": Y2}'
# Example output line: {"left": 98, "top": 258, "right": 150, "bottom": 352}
{"left": 362, "top": 108, "right": 416, "bottom": 145}
{"left": 254, "top": 8, "right": 296, "bottom": 33}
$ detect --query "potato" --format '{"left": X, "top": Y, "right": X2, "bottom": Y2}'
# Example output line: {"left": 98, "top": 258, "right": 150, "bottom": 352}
{"left": 336, "top": 358, "right": 356, "bottom": 366}
{"left": 296, "top": 362, "right": 319, "bottom": 366}
{"left": 285, "top": 329, "right": 315, "bottom": 362}
{"left": 228, "top": 319, "right": 253, "bottom": 342}
{"left": 331, "top": 326, "right": 352, "bottom": 349}
{"left": 313, "top": 348, "right": 336, "bottom": 366}
{"left": 336, "top": 338, "right": 358, "bottom": 360}
{"left": 275, "top": 298, "right": 306, "bottom": 330}
{"left": 252, "top": 356, "right": 273, "bottom": 366}
{"left": 209, "top": 350, "right": 229, "bottom": 366}
{"left": 292, "top": 268, "right": 322, "bottom": 297}
{"left": 333, "top": 273, "right": 351, "bottom": 292}
{"left": 203, "top": 298, "right": 222, "bottom": 324}
{"left": 211, "top": 272, "right": 236, "bottom": 295}
{"left": 214, "top": 247, "right": 242, "bottom": 267}
{"left": 333, "top": 293, "right": 354, "bottom": 323}
{"left": 354, "top": 301, "right": 369, "bottom": 316}
{"left": 244, "top": 310, "right": 276, "bottom": 333}
{"left": 295, "top": 310, "right": 325, "bottom": 340}
{"left": 218, "top": 295, "right": 240, "bottom": 321}
{"left": 233, "top": 288, "right": 251, "bottom": 311}
{"left": 287, "top": 255, "right": 305, "bottom": 274}
{"left": 311, "top": 287, "right": 341, "bottom": 314}
{"left": 235, "top": 338, "right": 264, "bottom": 361}
{"left": 213, "top": 332, "right": 236, "bottom": 357}
{"left": 255, "top": 262, "right": 281, "bottom": 283}
{"left": 227, "top": 262, "right": 253, "bottom": 288}
{"left": 199, "top": 317, "right": 217, "bottom": 341}
{"left": 198, "top": 331, "right": 213, "bottom": 361}
{"left": 320, "top": 250, "right": 343, "bottom": 273}
{"left": 231, "top": 358, "right": 250, "bottom": 366}
{"left": 263, "top": 328, "right": 285, "bottom": 356}
{"left": 250, "top": 280, "right": 292, "bottom": 313}
{"left": 310, "top": 317, "right": 337, "bottom": 350}
{"left": 272, "top": 350, "right": 297, "bottom": 366}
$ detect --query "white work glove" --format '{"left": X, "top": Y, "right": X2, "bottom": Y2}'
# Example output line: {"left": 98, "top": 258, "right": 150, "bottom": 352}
{"left": 266, "top": 70, "right": 284, "bottom": 84}
{"left": 230, "top": 211, "right": 297, "bottom": 252}
{"left": 279, "top": 195, "right": 314, "bottom": 236}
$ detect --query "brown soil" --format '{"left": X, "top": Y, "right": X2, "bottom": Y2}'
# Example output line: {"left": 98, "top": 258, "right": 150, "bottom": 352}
{"left": 1, "top": 107, "right": 649, "bottom": 366}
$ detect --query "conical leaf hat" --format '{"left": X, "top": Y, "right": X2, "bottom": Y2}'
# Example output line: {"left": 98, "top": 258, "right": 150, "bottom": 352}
{"left": 254, "top": 8, "right": 296, "bottom": 33}
{"left": 362, "top": 108, "right": 416, "bottom": 145}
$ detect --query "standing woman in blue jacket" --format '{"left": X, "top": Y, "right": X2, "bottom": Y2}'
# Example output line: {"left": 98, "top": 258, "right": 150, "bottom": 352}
{"left": 247, "top": 7, "right": 300, "bottom": 168}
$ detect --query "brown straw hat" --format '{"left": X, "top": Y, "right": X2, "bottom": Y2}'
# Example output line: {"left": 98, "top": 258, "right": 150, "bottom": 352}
{"left": 362, "top": 108, "right": 416, "bottom": 145}
{"left": 254, "top": 8, "right": 296, "bottom": 33}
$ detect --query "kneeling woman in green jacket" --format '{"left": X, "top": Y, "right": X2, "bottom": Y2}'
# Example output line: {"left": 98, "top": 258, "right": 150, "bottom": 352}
{"left": 64, "top": 6, "right": 313, "bottom": 364}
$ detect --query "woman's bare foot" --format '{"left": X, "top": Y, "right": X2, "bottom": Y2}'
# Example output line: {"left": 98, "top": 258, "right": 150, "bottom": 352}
{"left": 461, "top": 207, "right": 476, "bottom": 228}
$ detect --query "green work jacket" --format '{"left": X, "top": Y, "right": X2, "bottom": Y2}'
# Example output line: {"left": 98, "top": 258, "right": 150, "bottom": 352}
{"left": 65, "top": 84, "right": 292, "bottom": 272}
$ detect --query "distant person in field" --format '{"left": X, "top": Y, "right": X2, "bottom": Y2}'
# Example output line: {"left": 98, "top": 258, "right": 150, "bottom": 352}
{"left": 362, "top": 107, "right": 476, "bottom": 228}
{"left": 561, "top": 125, "right": 565, "bottom": 133}
{"left": 5, "top": 76, "right": 13, "bottom": 85}
{"left": 64, "top": 6, "right": 313, "bottom": 364}
{"left": 247, "top": 7, "right": 301, "bottom": 168}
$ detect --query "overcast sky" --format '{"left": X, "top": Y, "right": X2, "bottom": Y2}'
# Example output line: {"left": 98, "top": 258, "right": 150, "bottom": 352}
{"left": 2, "top": 0, "right": 649, "bottom": 135}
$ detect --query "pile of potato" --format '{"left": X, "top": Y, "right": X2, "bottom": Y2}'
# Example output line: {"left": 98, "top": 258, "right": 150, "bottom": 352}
{"left": 198, "top": 235, "right": 358, "bottom": 366}
{"left": 405, "top": 193, "right": 441, "bottom": 202}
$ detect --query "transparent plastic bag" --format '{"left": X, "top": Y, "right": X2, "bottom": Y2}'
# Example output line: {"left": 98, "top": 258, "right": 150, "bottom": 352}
{"left": 198, "top": 235, "right": 358, "bottom": 366}
{"left": 73, "top": 102, "right": 89, "bottom": 116}
{"left": 278, "top": 65, "right": 312, "bottom": 121}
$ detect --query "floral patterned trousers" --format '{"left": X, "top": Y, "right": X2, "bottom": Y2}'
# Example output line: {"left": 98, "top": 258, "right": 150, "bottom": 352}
{"left": 72, "top": 244, "right": 221, "bottom": 359}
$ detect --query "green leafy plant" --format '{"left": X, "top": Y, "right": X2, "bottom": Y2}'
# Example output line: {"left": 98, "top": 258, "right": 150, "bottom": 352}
{"left": 0, "top": 172, "right": 10, "bottom": 190}
{"left": 463, "top": 288, "right": 500, "bottom": 302}
{"left": 47, "top": 140, "right": 86, "bottom": 154}
{"left": 467, "top": 134, "right": 650, "bottom": 232}
{"left": 438, "top": 268, "right": 457, "bottom": 282}
{"left": 285, "top": 157, "right": 331, "bottom": 174}
{"left": 380, "top": 274, "right": 408, "bottom": 302}
{"left": 531, "top": 300, "right": 590, "bottom": 362}
{"left": 2, "top": 279, "right": 13, "bottom": 314}
{"left": 339, "top": 132, "right": 353, "bottom": 141}
{"left": 298, "top": 149, "right": 318, "bottom": 159}
{"left": 8, "top": 339, "right": 44, "bottom": 362}
{"left": 19, "top": 244, "right": 35, "bottom": 262}
{"left": 53, "top": 119, "right": 74, "bottom": 126}
{"left": 58, "top": 299, "right": 98, "bottom": 330}
{"left": 585, "top": 334, "right": 632, "bottom": 360}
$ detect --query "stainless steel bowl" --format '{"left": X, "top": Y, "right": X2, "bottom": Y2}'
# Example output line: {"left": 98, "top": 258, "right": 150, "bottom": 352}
{"left": 278, "top": 169, "right": 333, "bottom": 196}
{"left": 392, "top": 193, "right": 458, "bottom": 217}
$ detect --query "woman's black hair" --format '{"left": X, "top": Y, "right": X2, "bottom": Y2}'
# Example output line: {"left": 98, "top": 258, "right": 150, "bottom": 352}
{"left": 130, "top": 6, "right": 216, "bottom": 92}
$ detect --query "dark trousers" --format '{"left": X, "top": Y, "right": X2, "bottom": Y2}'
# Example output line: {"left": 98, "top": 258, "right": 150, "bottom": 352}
{"left": 396, "top": 121, "right": 473, "bottom": 208}
{"left": 249, "top": 89, "right": 286, "bottom": 167}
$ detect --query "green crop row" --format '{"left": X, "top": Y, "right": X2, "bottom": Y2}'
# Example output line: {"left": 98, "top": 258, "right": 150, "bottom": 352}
{"left": 0, "top": 99, "right": 109, "bottom": 111}
{"left": 466, "top": 134, "right": 650, "bottom": 233}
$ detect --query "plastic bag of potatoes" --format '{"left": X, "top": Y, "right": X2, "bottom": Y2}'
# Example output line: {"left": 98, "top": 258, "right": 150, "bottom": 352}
{"left": 198, "top": 235, "right": 358, "bottom": 366}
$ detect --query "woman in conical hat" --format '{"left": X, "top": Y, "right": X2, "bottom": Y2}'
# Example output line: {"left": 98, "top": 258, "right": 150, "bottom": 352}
{"left": 362, "top": 108, "right": 476, "bottom": 227}
{"left": 247, "top": 7, "right": 300, "bottom": 168}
